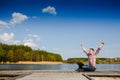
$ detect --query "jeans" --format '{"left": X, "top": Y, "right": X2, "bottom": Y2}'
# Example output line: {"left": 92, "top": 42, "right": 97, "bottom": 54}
{"left": 76, "top": 62, "right": 96, "bottom": 71}
{"left": 82, "top": 65, "right": 96, "bottom": 71}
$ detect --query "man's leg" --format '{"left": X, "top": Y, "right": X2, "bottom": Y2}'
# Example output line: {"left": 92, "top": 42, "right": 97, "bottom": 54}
{"left": 82, "top": 65, "right": 96, "bottom": 71}
{"left": 76, "top": 62, "right": 84, "bottom": 71}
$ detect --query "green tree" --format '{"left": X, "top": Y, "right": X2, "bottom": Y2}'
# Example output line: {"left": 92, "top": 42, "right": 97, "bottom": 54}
{"left": 23, "top": 52, "right": 30, "bottom": 61}
{"left": 0, "top": 43, "right": 63, "bottom": 62}
{"left": 0, "top": 44, "right": 4, "bottom": 62}
{"left": 6, "top": 50, "right": 14, "bottom": 62}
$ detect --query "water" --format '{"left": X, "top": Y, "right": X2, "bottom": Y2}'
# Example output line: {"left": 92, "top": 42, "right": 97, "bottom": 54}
{"left": 96, "top": 64, "right": 120, "bottom": 70}
{"left": 0, "top": 64, "right": 120, "bottom": 70}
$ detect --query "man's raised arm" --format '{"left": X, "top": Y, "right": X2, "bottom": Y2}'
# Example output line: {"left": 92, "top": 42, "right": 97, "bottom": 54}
{"left": 95, "top": 41, "right": 105, "bottom": 55}
{"left": 99, "top": 41, "right": 104, "bottom": 49}
{"left": 81, "top": 44, "right": 88, "bottom": 54}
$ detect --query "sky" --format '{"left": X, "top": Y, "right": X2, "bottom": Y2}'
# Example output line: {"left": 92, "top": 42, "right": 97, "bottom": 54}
{"left": 0, "top": 0, "right": 120, "bottom": 59}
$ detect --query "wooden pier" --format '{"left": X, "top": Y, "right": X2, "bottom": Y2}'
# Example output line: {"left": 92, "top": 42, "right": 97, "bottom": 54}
{"left": 0, "top": 70, "right": 120, "bottom": 80}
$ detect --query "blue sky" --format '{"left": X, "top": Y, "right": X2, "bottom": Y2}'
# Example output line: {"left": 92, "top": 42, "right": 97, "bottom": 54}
{"left": 0, "top": 0, "right": 120, "bottom": 59}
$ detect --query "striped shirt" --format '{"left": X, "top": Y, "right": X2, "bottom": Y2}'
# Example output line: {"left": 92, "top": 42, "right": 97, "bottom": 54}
{"left": 81, "top": 43, "right": 104, "bottom": 67}
{"left": 87, "top": 48, "right": 100, "bottom": 67}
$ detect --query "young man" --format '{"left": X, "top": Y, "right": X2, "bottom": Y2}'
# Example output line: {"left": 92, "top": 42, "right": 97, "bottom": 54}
{"left": 76, "top": 41, "right": 104, "bottom": 71}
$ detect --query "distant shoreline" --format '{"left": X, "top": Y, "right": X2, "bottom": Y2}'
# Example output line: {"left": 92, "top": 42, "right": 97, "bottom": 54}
{"left": 0, "top": 61, "right": 64, "bottom": 65}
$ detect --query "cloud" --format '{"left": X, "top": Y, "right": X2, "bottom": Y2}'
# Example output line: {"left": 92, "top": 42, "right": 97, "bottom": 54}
{"left": 0, "top": 12, "right": 29, "bottom": 31}
{"left": 10, "top": 12, "right": 28, "bottom": 25}
{"left": 0, "top": 33, "right": 21, "bottom": 44}
{"left": 28, "top": 34, "right": 39, "bottom": 38}
{"left": 42, "top": 6, "right": 57, "bottom": 15}
{"left": 0, "top": 20, "right": 8, "bottom": 27}
{"left": 0, "top": 33, "right": 14, "bottom": 44}
{"left": 28, "top": 34, "right": 40, "bottom": 41}
{"left": 25, "top": 34, "right": 40, "bottom": 47}
{"left": 0, "top": 32, "right": 39, "bottom": 48}
{"left": 24, "top": 39, "right": 37, "bottom": 48}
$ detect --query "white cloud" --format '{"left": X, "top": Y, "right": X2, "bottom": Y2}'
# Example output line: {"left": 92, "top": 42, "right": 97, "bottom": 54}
{"left": 0, "top": 32, "right": 39, "bottom": 48}
{"left": 28, "top": 34, "right": 40, "bottom": 41}
{"left": 0, "top": 12, "right": 29, "bottom": 31}
{"left": 24, "top": 39, "right": 37, "bottom": 48}
{"left": 10, "top": 12, "right": 28, "bottom": 25}
{"left": 42, "top": 6, "right": 57, "bottom": 15}
{"left": 28, "top": 34, "right": 39, "bottom": 38}
{"left": 25, "top": 34, "right": 40, "bottom": 48}
{"left": 0, "top": 33, "right": 14, "bottom": 44}
{"left": 0, "top": 33, "right": 21, "bottom": 45}
{"left": 0, "top": 20, "right": 8, "bottom": 27}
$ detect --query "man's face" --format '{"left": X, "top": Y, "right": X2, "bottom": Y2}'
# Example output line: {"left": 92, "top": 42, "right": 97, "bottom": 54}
{"left": 89, "top": 49, "right": 94, "bottom": 55}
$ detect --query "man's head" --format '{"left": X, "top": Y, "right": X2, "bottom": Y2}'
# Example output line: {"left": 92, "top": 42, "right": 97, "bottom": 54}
{"left": 89, "top": 48, "right": 94, "bottom": 55}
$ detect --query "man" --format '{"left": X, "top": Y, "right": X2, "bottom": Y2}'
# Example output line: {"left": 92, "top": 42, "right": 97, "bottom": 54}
{"left": 76, "top": 41, "right": 104, "bottom": 71}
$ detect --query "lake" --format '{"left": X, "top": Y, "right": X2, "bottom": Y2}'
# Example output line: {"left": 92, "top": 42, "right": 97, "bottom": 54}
{"left": 0, "top": 64, "right": 120, "bottom": 70}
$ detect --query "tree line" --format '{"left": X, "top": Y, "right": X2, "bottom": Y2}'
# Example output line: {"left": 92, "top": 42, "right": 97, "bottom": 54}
{"left": 66, "top": 57, "right": 120, "bottom": 64}
{"left": 0, "top": 43, "right": 63, "bottom": 63}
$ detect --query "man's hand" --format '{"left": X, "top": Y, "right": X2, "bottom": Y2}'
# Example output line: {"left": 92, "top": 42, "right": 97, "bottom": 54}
{"left": 99, "top": 40, "right": 104, "bottom": 49}
{"left": 101, "top": 40, "right": 104, "bottom": 45}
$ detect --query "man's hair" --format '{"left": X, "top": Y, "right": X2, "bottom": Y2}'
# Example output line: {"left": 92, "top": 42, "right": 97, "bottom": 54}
{"left": 90, "top": 48, "right": 94, "bottom": 51}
